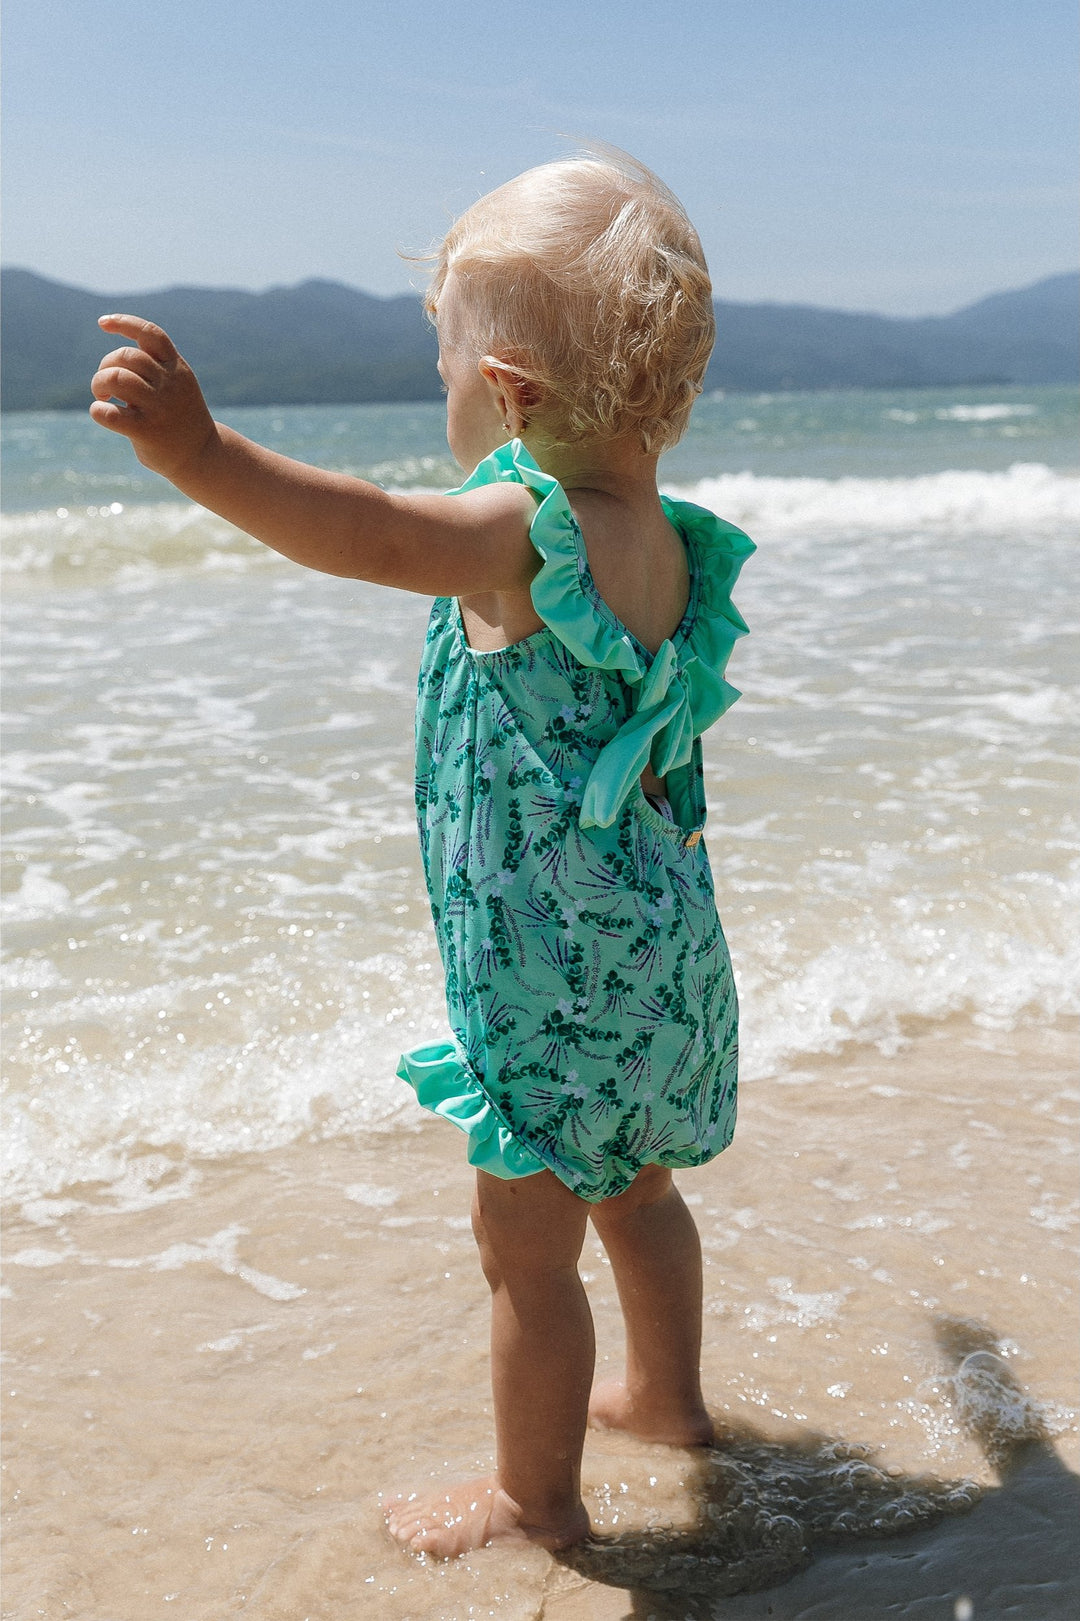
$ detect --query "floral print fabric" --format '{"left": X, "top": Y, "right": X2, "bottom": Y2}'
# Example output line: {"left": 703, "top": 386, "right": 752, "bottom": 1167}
{"left": 397, "top": 442, "right": 754, "bottom": 1201}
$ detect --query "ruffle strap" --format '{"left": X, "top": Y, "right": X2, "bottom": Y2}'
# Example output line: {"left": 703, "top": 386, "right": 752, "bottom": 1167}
{"left": 448, "top": 440, "right": 754, "bottom": 831}
{"left": 396, "top": 1041, "right": 546, "bottom": 1179}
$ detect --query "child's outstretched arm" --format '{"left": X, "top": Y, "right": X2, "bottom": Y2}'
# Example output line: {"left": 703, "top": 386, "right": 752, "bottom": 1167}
{"left": 89, "top": 315, "right": 536, "bottom": 596}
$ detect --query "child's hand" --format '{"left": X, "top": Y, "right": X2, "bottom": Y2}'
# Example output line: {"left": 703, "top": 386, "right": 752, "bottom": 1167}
{"left": 90, "top": 315, "right": 217, "bottom": 482}
{"left": 86, "top": 314, "right": 538, "bottom": 595}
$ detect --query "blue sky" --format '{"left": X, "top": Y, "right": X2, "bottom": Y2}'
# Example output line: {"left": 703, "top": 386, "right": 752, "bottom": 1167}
{"left": 4, "top": 0, "right": 1076, "bottom": 314}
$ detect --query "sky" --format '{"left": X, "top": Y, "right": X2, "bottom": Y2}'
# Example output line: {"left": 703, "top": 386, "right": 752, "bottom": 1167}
{"left": 3, "top": 0, "right": 1077, "bottom": 316}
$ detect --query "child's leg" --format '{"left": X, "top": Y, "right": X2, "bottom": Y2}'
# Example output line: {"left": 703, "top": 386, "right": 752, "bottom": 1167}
{"left": 588, "top": 1164, "right": 714, "bottom": 1446}
{"left": 385, "top": 1168, "right": 593, "bottom": 1557}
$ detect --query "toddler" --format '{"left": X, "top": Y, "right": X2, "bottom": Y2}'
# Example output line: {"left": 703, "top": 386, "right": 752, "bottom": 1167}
{"left": 90, "top": 151, "right": 754, "bottom": 1558}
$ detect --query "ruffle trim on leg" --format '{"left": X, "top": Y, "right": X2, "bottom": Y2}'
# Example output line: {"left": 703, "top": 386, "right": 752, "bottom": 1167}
{"left": 396, "top": 1041, "right": 547, "bottom": 1180}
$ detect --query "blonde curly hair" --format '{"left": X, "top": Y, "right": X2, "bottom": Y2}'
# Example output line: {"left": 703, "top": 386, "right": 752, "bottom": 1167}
{"left": 425, "top": 151, "right": 715, "bottom": 454}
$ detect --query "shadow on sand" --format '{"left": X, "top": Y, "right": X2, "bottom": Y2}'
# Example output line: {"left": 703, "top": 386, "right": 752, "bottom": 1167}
{"left": 558, "top": 1317, "right": 1080, "bottom": 1620}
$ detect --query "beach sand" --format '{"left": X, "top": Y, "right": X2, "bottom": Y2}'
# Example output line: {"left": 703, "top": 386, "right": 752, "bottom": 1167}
{"left": 4, "top": 1020, "right": 1076, "bottom": 1620}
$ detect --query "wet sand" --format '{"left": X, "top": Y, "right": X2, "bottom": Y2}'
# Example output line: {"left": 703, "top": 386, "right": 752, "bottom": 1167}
{"left": 3, "top": 1022, "right": 1077, "bottom": 1619}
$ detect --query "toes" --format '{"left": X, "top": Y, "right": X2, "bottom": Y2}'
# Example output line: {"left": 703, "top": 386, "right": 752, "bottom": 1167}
{"left": 385, "top": 1499, "right": 450, "bottom": 1546}
{"left": 383, "top": 1491, "right": 423, "bottom": 1530}
{"left": 383, "top": 1476, "right": 500, "bottom": 1558}
{"left": 387, "top": 1511, "right": 424, "bottom": 1540}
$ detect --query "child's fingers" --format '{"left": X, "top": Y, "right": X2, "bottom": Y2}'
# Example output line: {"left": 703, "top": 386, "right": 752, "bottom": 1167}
{"left": 95, "top": 344, "right": 162, "bottom": 384}
{"left": 97, "top": 313, "right": 178, "bottom": 365}
{"left": 88, "top": 398, "right": 137, "bottom": 434}
{"left": 91, "top": 364, "right": 156, "bottom": 411}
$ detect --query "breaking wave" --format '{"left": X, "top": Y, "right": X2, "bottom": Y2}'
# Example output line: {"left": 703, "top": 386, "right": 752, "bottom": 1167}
{"left": 4, "top": 463, "right": 1077, "bottom": 587}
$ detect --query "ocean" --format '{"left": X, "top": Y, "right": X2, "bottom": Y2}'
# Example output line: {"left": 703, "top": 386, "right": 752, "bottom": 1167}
{"left": 3, "top": 384, "right": 1078, "bottom": 1619}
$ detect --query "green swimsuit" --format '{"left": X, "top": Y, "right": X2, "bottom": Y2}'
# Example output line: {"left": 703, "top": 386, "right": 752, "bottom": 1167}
{"left": 397, "top": 440, "right": 754, "bottom": 1201}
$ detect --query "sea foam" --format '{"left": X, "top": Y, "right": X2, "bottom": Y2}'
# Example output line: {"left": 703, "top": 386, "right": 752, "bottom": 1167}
{"left": 4, "top": 463, "right": 1078, "bottom": 586}
{"left": 666, "top": 462, "right": 1080, "bottom": 538}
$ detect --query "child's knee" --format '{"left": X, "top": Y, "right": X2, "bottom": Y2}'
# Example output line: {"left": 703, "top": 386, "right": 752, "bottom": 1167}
{"left": 472, "top": 1170, "right": 588, "bottom": 1280}
{"left": 473, "top": 1230, "right": 505, "bottom": 1293}
{"left": 471, "top": 1190, "right": 503, "bottom": 1290}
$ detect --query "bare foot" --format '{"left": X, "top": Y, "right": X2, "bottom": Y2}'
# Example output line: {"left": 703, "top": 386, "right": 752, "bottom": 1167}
{"left": 383, "top": 1473, "right": 591, "bottom": 1559}
{"left": 588, "top": 1378, "right": 715, "bottom": 1446}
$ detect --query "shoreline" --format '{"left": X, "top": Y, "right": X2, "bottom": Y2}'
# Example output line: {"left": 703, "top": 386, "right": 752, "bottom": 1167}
{"left": 4, "top": 1020, "right": 1076, "bottom": 1619}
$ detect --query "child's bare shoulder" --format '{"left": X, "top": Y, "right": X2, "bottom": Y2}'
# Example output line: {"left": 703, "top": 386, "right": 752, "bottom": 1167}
{"left": 404, "top": 478, "right": 535, "bottom": 532}
{"left": 391, "top": 478, "right": 537, "bottom": 595}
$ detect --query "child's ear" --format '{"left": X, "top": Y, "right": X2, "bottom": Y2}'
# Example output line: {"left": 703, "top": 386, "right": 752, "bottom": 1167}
{"left": 478, "top": 356, "right": 539, "bottom": 433}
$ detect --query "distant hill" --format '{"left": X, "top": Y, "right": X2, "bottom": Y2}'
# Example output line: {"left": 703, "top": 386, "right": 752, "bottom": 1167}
{"left": 704, "top": 273, "right": 1078, "bottom": 391}
{"left": 2, "top": 267, "right": 1076, "bottom": 412}
{"left": 0, "top": 272, "right": 440, "bottom": 413}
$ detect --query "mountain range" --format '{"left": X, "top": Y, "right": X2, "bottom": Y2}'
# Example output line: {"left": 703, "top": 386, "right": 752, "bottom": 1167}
{"left": 2, "top": 267, "right": 1076, "bottom": 413}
